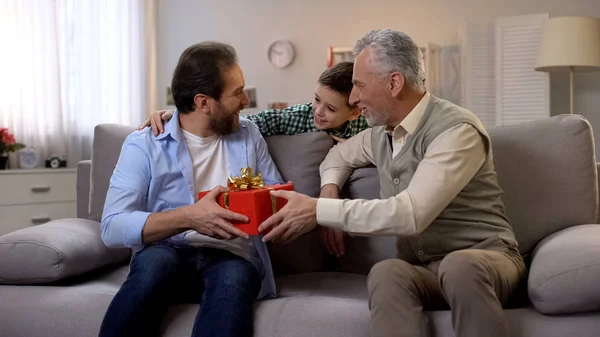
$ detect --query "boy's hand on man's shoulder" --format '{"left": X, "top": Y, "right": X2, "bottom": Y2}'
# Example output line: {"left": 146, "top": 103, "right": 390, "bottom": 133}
{"left": 137, "top": 110, "right": 174, "bottom": 136}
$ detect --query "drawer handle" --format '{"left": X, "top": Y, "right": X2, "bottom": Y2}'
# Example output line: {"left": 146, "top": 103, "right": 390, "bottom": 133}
{"left": 31, "top": 186, "right": 51, "bottom": 193}
{"left": 31, "top": 216, "right": 51, "bottom": 223}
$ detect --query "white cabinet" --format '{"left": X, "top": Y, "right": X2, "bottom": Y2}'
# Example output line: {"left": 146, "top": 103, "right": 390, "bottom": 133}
{"left": 0, "top": 168, "right": 76, "bottom": 236}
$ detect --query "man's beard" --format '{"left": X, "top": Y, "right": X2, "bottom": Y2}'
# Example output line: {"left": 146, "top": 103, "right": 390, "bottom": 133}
{"left": 209, "top": 103, "right": 240, "bottom": 135}
{"left": 363, "top": 109, "right": 388, "bottom": 127}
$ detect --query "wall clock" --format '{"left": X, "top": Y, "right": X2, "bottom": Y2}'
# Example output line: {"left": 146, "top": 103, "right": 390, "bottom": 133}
{"left": 268, "top": 40, "right": 295, "bottom": 69}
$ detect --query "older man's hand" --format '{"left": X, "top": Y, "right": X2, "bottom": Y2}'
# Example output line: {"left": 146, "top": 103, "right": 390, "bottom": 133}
{"left": 258, "top": 190, "right": 318, "bottom": 244}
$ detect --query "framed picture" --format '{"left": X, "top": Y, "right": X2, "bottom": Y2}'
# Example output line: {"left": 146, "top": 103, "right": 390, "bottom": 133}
{"left": 166, "top": 87, "right": 175, "bottom": 106}
{"left": 244, "top": 86, "right": 257, "bottom": 108}
{"left": 327, "top": 47, "right": 355, "bottom": 67}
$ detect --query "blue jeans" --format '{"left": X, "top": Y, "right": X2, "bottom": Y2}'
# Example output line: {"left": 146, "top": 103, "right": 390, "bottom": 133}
{"left": 98, "top": 244, "right": 261, "bottom": 337}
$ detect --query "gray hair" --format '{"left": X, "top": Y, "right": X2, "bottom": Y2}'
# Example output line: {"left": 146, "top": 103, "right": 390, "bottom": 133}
{"left": 353, "top": 29, "right": 426, "bottom": 91}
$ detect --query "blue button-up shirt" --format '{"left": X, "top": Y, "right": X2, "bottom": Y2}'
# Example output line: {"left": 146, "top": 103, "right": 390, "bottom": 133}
{"left": 101, "top": 110, "right": 284, "bottom": 300}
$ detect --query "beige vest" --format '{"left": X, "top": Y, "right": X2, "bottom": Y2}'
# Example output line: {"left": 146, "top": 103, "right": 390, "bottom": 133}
{"left": 371, "top": 95, "right": 518, "bottom": 264}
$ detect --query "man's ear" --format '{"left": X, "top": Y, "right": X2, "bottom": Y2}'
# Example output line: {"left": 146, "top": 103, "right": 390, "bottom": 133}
{"left": 389, "top": 72, "right": 405, "bottom": 97}
{"left": 193, "top": 94, "right": 211, "bottom": 114}
{"left": 348, "top": 106, "right": 361, "bottom": 121}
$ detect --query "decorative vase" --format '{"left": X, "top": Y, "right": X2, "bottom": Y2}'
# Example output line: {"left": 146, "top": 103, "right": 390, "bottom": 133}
{"left": 0, "top": 155, "right": 7, "bottom": 170}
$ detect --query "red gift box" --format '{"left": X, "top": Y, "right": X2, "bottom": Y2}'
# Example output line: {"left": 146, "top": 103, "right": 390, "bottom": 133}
{"left": 197, "top": 168, "right": 294, "bottom": 235}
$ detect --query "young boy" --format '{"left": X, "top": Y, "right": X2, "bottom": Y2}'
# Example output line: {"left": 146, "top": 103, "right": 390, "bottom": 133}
{"left": 139, "top": 62, "right": 368, "bottom": 142}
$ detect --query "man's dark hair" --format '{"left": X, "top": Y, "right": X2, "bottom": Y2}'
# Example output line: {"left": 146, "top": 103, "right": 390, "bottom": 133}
{"left": 171, "top": 42, "right": 237, "bottom": 113}
{"left": 318, "top": 61, "right": 354, "bottom": 107}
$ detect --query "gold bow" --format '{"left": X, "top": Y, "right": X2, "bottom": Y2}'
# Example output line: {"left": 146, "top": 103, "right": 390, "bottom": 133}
{"left": 222, "top": 168, "right": 283, "bottom": 216}
{"left": 227, "top": 167, "right": 265, "bottom": 191}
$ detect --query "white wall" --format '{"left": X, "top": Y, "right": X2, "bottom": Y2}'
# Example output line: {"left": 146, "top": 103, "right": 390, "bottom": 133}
{"left": 157, "top": 0, "right": 600, "bottom": 151}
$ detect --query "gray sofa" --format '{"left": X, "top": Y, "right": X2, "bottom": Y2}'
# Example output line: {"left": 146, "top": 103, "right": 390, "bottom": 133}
{"left": 1, "top": 114, "right": 600, "bottom": 337}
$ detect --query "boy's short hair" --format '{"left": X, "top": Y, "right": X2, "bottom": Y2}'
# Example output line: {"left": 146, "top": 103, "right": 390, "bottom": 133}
{"left": 318, "top": 62, "right": 355, "bottom": 107}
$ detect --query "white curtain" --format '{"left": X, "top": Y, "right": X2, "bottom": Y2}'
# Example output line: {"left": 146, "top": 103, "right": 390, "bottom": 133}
{"left": 0, "top": 0, "right": 156, "bottom": 167}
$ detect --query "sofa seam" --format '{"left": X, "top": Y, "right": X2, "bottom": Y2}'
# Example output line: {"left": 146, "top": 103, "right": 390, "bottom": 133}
{"left": 272, "top": 298, "right": 292, "bottom": 337}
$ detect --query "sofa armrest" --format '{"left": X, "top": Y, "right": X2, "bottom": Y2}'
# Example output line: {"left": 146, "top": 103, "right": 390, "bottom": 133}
{"left": 528, "top": 224, "right": 600, "bottom": 314}
{"left": 0, "top": 218, "right": 130, "bottom": 284}
{"left": 77, "top": 160, "right": 92, "bottom": 219}
{"left": 597, "top": 162, "right": 600, "bottom": 223}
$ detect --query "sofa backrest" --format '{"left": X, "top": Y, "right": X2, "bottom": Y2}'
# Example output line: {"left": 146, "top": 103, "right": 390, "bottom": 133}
{"left": 89, "top": 123, "right": 136, "bottom": 222}
{"left": 487, "top": 114, "right": 598, "bottom": 255}
{"left": 88, "top": 114, "right": 598, "bottom": 275}
{"left": 597, "top": 163, "right": 600, "bottom": 224}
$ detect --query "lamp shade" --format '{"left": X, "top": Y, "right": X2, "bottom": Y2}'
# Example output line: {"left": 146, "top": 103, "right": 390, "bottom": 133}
{"left": 535, "top": 16, "right": 600, "bottom": 72}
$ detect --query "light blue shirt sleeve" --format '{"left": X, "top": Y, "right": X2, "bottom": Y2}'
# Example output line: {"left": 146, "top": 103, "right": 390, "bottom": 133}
{"left": 101, "top": 137, "right": 152, "bottom": 248}
{"left": 250, "top": 124, "right": 285, "bottom": 185}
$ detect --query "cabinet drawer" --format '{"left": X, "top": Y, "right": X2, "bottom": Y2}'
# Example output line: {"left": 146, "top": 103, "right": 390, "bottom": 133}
{"left": 0, "top": 202, "right": 77, "bottom": 236}
{"left": 0, "top": 171, "right": 76, "bottom": 206}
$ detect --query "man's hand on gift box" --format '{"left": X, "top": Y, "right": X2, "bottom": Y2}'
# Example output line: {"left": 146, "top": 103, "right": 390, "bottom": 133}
{"left": 183, "top": 186, "right": 250, "bottom": 240}
{"left": 259, "top": 190, "right": 318, "bottom": 244}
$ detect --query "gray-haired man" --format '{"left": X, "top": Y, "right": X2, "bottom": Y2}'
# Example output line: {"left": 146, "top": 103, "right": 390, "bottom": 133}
{"left": 258, "top": 29, "right": 526, "bottom": 337}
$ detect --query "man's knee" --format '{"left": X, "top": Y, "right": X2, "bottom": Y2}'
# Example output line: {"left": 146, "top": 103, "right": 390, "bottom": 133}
{"left": 129, "top": 244, "right": 181, "bottom": 282}
{"left": 367, "top": 259, "right": 416, "bottom": 296}
{"left": 438, "top": 250, "right": 488, "bottom": 293}
{"left": 208, "top": 258, "right": 260, "bottom": 300}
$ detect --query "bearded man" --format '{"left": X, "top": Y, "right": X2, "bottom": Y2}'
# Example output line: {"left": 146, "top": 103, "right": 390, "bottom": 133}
{"left": 99, "top": 41, "right": 284, "bottom": 337}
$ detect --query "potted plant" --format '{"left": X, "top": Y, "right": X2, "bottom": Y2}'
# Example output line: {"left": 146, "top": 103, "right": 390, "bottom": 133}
{"left": 0, "top": 128, "right": 25, "bottom": 170}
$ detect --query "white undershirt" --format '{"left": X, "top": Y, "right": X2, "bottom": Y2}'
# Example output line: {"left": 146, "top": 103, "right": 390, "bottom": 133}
{"left": 181, "top": 130, "right": 257, "bottom": 264}
{"left": 182, "top": 130, "right": 228, "bottom": 197}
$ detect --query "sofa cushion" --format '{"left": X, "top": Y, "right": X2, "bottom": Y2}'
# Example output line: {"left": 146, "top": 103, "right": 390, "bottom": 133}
{"left": 264, "top": 131, "right": 333, "bottom": 198}
{"left": 528, "top": 224, "right": 600, "bottom": 314}
{"left": 0, "top": 219, "right": 129, "bottom": 284}
{"left": 488, "top": 115, "right": 598, "bottom": 255}
{"left": 340, "top": 165, "right": 381, "bottom": 200}
{"left": 89, "top": 123, "right": 136, "bottom": 222}
{"left": 265, "top": 132, "right": 334, "bottom": 274}
{"left": 159, "top": 272, "right": 371, "bottom": 337}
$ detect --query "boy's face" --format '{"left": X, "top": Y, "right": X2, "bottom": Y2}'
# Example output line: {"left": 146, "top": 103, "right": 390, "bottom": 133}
{"left": 312, "top": 83, "right": 360, "bottom": 130}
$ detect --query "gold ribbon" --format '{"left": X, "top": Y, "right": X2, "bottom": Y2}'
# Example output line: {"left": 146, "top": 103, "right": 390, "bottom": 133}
{"left": 223, "top": 192, "right": 230, "bottom": 210}
{"left": 227, "top": 167, "right": 265, "bottom": 191}
{"left": 223, "top": 168, "right": 277, "bottom": 214}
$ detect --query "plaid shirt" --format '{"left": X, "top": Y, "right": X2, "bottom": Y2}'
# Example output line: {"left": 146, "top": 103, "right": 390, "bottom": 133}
{"left": 244, "top": 103, "right": 369, "bottom": 139}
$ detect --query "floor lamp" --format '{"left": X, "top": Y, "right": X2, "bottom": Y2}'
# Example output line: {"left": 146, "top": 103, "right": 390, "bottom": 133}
{"left": 535, "top": 16, "right": 600, "bottom": 114}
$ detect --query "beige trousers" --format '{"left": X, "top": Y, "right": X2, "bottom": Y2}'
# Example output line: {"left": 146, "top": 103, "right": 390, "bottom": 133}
{"left": 367, "top": 243, "right": 526, "bottom": 337}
